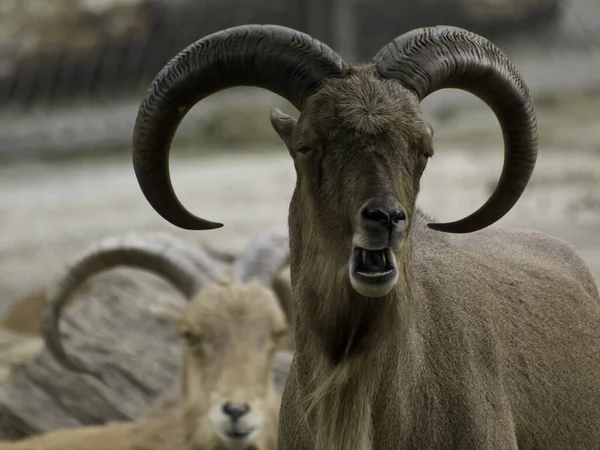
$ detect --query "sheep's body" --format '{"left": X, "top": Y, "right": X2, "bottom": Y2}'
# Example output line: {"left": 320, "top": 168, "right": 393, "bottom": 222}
{"left": 278, "top": 213, "right": 600, "bottom": 449}
{"left": 0, "top": 415, "right": 179, "bottom": 450}
{"left": 126, "top": 23, "right": 600, "bottom": 450}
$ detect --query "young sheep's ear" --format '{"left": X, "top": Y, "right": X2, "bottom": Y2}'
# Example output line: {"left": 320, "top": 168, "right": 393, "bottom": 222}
{"left": 270, "top": 108, "right": 296, "bottom": 152}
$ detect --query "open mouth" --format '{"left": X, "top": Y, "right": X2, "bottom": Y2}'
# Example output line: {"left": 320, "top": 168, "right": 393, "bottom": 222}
{"left": 352, "top": 247, "right": 397, "bottom": 284}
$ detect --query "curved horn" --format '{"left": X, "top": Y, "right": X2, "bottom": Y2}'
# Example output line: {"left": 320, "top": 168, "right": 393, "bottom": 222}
{"left": 232, "top": 227, "right": 290, "bottom": 287}
{"left": 132, "top": 24, "right": 347, "bottom": 231}
{"left": 373, "top": 26, "right": 538, "bottom": 233}
{"left": 40, "top": 234, "right": 217, "bottom": 376}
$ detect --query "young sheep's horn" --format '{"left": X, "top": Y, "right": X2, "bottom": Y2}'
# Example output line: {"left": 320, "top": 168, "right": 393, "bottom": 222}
{"left": 40, "top": 234, "right": 217, "bottom": 376}
{"left": 144, "top": 232, "right": 225, "bottom": 281}
{"left": 132, "top": 24, "right": 347, "bottom": 232}
{"left": 373, "top": 26, "right": 538, "bottom": 234}
{"left": 232, "top": 227, "right": 290, "bottom": 287}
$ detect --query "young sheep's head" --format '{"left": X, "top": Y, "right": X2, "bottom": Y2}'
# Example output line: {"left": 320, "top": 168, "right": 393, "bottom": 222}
{"left": 179, "top": 280, "right": 286, "bottom": 448}
{"left": 131, "top": 25, "right": 537, "bottom": 300}
{"left": 40, "top": 228, "right": 290, "bottom": 449}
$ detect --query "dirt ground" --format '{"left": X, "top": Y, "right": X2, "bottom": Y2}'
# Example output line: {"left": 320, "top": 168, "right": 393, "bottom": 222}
{"left": 0, "top": 90, "right": 599, "bottom": 333}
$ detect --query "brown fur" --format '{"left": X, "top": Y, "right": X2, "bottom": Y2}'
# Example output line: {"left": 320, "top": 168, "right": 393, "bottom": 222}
{"left": 270, "top": 65, "right": 600, "bottom": 449}
{"left": 0, "top": 279, "right": 287, "bottom": 450}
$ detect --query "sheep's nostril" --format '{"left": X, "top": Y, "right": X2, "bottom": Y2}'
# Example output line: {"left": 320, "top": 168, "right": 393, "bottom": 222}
{"left": 361, "top": 206, "right": 406, "bottom": 228}
{"left": 222, "top": 402, "right": 250, "bottom": 420}
{"left": 362, "top": 208, "right": 391, "bottom": 226}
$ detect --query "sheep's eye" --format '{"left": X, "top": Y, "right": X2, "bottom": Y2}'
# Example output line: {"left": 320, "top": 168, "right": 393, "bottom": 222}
{"left": 296, "top": 144, "right": 312, "bottom": 154}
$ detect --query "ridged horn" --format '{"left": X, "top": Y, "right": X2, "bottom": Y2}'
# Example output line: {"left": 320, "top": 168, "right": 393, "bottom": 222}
{"left": 232, "top": 227, "right": 289, "bottom": 287}
{"left": 40, "top": 233, "right": 217, "bottom": 376}
{"left": 132, "top": 24, "right": 347, "bottom": 231}
{"left": 373, "top": 26, "right": 538, "bottom": 233}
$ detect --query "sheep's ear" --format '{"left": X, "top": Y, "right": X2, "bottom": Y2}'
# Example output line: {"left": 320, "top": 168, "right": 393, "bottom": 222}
{"left": 270, "top": 108, "right": 296, "bottom": 152}
{"left": 426, "top": 122, "right": 435, "bottom": 138}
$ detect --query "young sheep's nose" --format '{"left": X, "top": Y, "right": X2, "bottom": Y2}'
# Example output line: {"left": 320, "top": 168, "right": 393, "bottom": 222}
{"left": 222, "top": 402, "right": 250, "bottom": 420}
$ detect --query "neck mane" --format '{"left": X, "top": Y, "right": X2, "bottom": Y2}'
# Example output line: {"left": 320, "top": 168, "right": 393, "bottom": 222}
{"left": 290, "top": 211, "right": 429, "bottom": 450}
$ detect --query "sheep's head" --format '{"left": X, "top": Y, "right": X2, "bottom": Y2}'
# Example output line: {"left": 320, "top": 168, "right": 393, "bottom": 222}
{"left": 131, "top": 25, "right": 537, "bottom": 300}
{"left": 40, "top": 228, "right": 290, "bottom": 448}
{"left": 270, "top": 68, "right": 432, "bottom": 298}
{"left": 179, "top": 280, "right": 286, "bottom": 448}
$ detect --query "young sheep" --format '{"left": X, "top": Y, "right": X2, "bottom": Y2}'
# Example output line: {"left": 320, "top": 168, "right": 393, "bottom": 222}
{"left": 0, "top": 229, "right": 290, "bottom": 450}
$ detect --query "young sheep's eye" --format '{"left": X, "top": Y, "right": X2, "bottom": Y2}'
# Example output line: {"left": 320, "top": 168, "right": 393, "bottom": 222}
{"left": 181, "top": 331, "right": 202, "bottom": 347}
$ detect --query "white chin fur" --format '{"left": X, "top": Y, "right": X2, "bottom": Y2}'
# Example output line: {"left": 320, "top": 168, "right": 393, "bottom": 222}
{"left": 349, "top": 271, "right": 398, "bottom": 297}
{"left": 219, "top": 428, "right": 260, "bottom": 447}
{"left": 214, "top": 425, "right": 260, "bottom": 449}
{"left": 349, "top": 248, "right": 399, "bottom": 298}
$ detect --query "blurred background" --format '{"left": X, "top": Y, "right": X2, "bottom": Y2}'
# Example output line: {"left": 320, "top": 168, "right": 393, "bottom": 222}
{"left": 0, "top": 0, "right": 599, "bottom": 439}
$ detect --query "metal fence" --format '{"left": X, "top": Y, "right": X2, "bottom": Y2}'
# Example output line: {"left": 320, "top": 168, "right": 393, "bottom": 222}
{"left": 0, "top": 0, "right": 599, "bottom": 160}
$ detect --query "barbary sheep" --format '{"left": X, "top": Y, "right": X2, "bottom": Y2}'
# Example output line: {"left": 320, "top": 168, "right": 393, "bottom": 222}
{"left": 0, "top": 228, "right": 290, "bottom": 450}
{"left": 130, "top": 24, "right": 600, "bottom": 450}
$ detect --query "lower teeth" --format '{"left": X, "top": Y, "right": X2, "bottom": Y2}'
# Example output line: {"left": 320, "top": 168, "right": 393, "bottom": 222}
{"left": 357, "top": 248, "right": 393, "bottom": 275}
